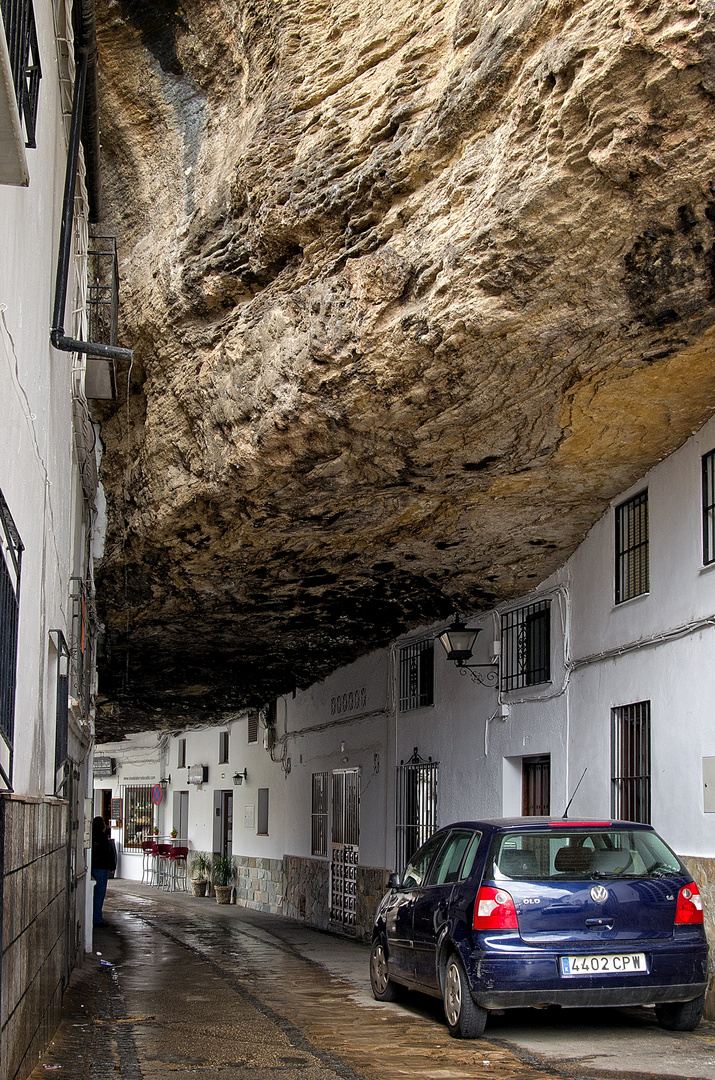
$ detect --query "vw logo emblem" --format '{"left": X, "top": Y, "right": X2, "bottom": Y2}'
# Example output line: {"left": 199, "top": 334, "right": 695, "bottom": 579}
{"left": 591, "top": 885, "right": 608, "bottom": 904}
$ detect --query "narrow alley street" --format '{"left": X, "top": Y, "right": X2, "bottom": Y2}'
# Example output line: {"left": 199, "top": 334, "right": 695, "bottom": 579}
{"left": 28, "top": 881, "right": 715, "bottom": 1080}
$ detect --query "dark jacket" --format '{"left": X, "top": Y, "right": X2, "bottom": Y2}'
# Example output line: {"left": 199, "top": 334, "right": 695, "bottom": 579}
{"left": 92, "top": 825, "right": 117, "bottom": 873}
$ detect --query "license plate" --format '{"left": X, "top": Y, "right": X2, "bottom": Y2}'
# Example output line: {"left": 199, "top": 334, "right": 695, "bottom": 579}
{"left": 560, "top": 953, "right": 647, "bottom": 976}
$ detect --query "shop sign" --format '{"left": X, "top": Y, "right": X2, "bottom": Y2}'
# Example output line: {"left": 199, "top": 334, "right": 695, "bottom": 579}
{"left": 93, "top": 756, "right": 116, "bottom": 777}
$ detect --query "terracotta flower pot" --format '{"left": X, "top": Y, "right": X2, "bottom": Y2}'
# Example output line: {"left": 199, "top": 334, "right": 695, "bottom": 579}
{"left": 215, "top": 885, "right": 233, "bottom": 904}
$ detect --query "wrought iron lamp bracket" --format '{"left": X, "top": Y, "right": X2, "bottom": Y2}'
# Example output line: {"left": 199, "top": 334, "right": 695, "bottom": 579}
{"left": 456, "top": 662, "right": 499, "bottom": 687}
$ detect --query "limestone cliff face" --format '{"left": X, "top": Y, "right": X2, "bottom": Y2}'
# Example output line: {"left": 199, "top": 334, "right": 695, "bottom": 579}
{"left": 95, "top": 0, "right": 715, "bottom": 734}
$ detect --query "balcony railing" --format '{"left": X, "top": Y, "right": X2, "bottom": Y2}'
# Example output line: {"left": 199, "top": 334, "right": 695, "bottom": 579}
{"left": 85, "top": 236, "right": 120, "bottom": 399}
{"left": 0, "top": 0, "right": 41, "bottom": 148}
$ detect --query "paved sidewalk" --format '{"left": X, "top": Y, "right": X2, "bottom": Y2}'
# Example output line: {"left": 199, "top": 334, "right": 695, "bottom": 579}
{"left": 27, "top": 880, "right": 715, "bottom": 1080}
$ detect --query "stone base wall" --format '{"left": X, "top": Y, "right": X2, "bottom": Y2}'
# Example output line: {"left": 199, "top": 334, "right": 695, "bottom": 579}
{"left": 680, "top": 855, "right": 715, "bottom": 1019}
{"left": 1, "top": 797, "right": 70, "bottom": 1080}
{"left": 283, "top": 855, "right": 330, "bottom": 930}
{"left": 355, "top": 865, "right": 391, "bottom": 942}
{"left": 233, "top": 855, "right": 284, "bottom": 914}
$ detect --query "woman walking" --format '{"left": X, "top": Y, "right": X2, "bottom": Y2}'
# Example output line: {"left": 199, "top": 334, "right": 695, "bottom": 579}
{"left": 91, "top": 816, "right": 116, "bottom": 925}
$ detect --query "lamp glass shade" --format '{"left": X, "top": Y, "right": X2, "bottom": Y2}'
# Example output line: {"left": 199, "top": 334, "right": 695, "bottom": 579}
{"left": 438, "top": 624, "right": 481, "bottom": 662}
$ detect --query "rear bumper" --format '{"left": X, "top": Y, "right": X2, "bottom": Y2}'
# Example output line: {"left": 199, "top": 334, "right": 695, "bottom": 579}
{"left": 464, "top": 937, "right": 708, "bottom": 1011}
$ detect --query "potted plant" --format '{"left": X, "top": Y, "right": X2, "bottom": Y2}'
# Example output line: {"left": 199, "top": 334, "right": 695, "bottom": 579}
{"left": 212, "top": 853, "right": 235, "bottom": 904}
{"left": 170, "top": 827, "right": 178, "bottom": 838}
{"left": 189, "top": 851, "right": 211, "bottom": 897}
{"left": 153, "top": 826, "right": 159, "bottom": 836}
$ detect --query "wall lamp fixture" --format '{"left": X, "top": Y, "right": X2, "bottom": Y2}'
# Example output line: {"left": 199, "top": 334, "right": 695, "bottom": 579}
{"left": 437, "top": 617, "right": 499, "bottom": 686}
{"left": 233, "top": 769, "right": 248, "bottom": 786}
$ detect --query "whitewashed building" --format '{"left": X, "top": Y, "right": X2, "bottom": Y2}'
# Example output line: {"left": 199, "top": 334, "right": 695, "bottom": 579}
{"left": 1, "top": 2, "right": 131, "bottom": 1077}
{"left": 96, "top": 410, "right": 715, "bottom": 1020}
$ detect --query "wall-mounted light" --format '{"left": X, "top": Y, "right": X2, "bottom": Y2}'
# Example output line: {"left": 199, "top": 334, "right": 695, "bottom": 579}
{"left": 233, "top": 769, "right": 248, "bottom": 786}
{"left": 437, "top": 616, "right": 499, "bottom": 686}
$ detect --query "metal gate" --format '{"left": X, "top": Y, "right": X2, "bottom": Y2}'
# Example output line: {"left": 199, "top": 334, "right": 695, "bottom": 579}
{"left": 330, "top": 769, "right": 359, "bottom": 928}
{"left": 395, "top": 748, "right": 438, "bottom": 871}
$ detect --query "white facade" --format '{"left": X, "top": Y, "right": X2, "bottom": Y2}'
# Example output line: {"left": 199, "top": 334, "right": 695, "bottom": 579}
{"left": 96, "top": 412, "right": 715, "bottom": 943}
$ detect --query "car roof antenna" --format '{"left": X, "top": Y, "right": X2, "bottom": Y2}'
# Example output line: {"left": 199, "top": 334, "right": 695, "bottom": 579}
{"left": 562, "top": 768, "right": 587, "bottom": 818}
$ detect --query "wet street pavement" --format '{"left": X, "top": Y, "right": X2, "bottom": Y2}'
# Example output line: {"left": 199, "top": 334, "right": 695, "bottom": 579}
{"left": 29, "top": 880, "right": 715, "bottom": 1080}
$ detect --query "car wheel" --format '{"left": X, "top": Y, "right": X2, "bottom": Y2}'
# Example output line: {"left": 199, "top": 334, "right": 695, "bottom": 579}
{"left": 655, "top": 992, "right": 705, "bottom": 1032}
{"left": 369, "top": 937, "right": 401, "bottom": 1002}
{"left": 443, "top": 954, "right": 488, "bottom": 1038}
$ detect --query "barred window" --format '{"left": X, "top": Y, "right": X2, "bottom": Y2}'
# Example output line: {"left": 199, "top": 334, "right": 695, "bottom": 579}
{"left": 311, "top": 772, "right": 328, "bottom": 857}
{"left": 0, "top": 0, "right": 42, "bottom": 149}
{"left": 123, "top": 786, "right": 154, "bottom": 850}
{"left": 615, "top": 491, "right": 649, "bottom": 603}
{"left": 501, "top": 601, "right": 551, "bottom": 692}
{"left": 395, "top": 751, "right": 438, "bottom": 870}
{"left": 612, "top": 701, "right": 651, "bottom": 824}
{"left": 0, "top": 489, "right": 22, "bottom": 789}
{"left": 703, "top": 450, "right": 715, "bottom": 565}
{"left": 219, "top": 730, "right": 229, "bottom": 763}
{"left": 399, "top": 640, "right": 434, "bottom": 711}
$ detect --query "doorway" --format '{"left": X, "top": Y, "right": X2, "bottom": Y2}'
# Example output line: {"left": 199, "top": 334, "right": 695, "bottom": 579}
{"left": 213, "top": 790, "right": 233, "bottom": 856}
{"left": 330, "top": 769, "right": 359, "bottom": 929}
{"left": 522, "top": 754, "right": 550, "bottom": 816}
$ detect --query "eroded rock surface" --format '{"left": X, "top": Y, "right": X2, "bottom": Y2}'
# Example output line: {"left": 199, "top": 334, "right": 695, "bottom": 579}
{"left": 94, "top": 0, "right": 715, "bottom": 736}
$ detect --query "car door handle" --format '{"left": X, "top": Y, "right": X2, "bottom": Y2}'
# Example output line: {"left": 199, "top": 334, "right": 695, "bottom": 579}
{"left": 585, "top": 918, "right": 614, "bottom": 929}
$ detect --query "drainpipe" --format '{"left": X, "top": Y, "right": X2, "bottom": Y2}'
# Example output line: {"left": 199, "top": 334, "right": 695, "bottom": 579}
{"left": 50, "top": 0, "right": 133, "bottom": 365}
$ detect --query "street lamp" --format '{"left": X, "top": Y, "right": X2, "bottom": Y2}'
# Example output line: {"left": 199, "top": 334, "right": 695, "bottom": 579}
{"left": 437, "top": 616, "right": 499, "bottom": 686}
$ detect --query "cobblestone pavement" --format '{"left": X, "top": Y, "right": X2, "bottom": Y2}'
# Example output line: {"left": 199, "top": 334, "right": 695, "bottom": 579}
{"left": 27, "top": 881, "right": 715, "bottom": 1080}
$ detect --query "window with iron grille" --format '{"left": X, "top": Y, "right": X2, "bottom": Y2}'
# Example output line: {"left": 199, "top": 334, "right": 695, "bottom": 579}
{"left": 0, "top": 0, "right": 42, "bottom": 148}
{"left": 219, "top": 730, "right": 229, "bottom": 763}
{"left": 615, "top": 491, "right": 649, "bottom": 603}
{"left": 311, "top": 772, "right": 328, "bottom": 857}
{"left": 703, "top": 450, "right": 715, "bottom": 565}
{"left": 0, "top": 489, "right": 22, "bottom": 789}
{"left": 247, "top": 711, "right": 258, "bottom": 744}
{"left": 49, "top": 629, "right": 70, "bottom": 793}
{"left": 399, "top": 640, "right": 434, "bottom": 711}
{"left": 500, "top": 600, "right": 551, "bottom": 692}
{"left": 522, "top": 754, "right": 550, "bottom": 816}
{"left": 122, "top": 786, "right": 154, "bottom": 850}
{"left": 611, "top": 701, "right": 651, "bottom": 824}
{"left": 395, "top": 751, "right": 438, "bottom": 871}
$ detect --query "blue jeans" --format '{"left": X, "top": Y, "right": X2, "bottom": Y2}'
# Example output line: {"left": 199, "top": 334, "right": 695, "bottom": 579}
{"left": 92, "top": 868, "right": 109, "bottom": 924}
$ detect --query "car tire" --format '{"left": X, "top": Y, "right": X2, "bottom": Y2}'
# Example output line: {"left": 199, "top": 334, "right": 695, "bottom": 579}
{"left": 655, "top": 992, "right": 705, "bottom": 1032}
{"left": 369, "top": 937, "right": 401, "bottom": 1002}
{"left": 443, "top": 954, "right": 488, "bottom": 1038}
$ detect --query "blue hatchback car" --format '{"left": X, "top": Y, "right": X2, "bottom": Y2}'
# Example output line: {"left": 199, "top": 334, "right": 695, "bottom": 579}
{"left": 370, "top": 818, "right": 708, "bottom": 1038}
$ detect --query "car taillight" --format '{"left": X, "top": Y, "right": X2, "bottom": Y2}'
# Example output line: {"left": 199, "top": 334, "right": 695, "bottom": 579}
{"left": 675, "top": 882, "right": 704, "bottom": 925}
{"left": 473, "top": 886, "right": 518, "bottom": 930}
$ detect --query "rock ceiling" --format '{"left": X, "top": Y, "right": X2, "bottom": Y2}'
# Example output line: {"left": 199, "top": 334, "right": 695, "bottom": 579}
{"left": 93, "top": 0, "right": 715, "bottom": 739}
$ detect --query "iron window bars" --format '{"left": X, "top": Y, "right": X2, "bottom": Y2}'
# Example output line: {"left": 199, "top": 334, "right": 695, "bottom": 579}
{"left": 399, "top": 639, "right": 434, "bottom": 711}
{"left": 0, "top": 0, "right": 41, "bottom": 147}
{"left": 311, "top": 771, "right": 328, "bottom": 857}
{"left": 122, "top": 785, "right": 154, "bottom": 850}
{"left": 49, "top": 629, "right": 70, "bottom": 795}
{"left": 395, "top": 748, "right": 438, "bottom": 870}
{"left": 615, "top": 490, "right": 649, "bottom": 603}
{"left": 500, "top": 600, "right": 551, "bottom": 692}
{"left": 703, "top": 450, "right": 715, "bottom": 565}
{"left": 0, "top": 489, "right": 22, "bottom": 789}
{"left": 611, "top": 700, "right": 651, "bottom": 824}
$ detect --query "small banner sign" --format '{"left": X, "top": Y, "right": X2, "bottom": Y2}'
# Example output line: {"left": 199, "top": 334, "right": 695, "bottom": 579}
{"left": 93, "top": 756, "right": 116, "bottom": 777}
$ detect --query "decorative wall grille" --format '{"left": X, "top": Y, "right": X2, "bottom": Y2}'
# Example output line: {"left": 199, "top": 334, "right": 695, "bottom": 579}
{"left": 395, "top": 750, "right": 438, "bottom": 871}
{"left": 501, "top": 600, "right": 551, "bottom": 692}
{"left": 615, "top": 491, "right": 649, "bottom": 603}
{"left": 611, "top": 701, "right": 651, "bottom": 824}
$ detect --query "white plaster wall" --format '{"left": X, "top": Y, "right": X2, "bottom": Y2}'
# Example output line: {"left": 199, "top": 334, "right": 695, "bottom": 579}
{"left": 0, "top": 0, "right": 86, "bottom": 797}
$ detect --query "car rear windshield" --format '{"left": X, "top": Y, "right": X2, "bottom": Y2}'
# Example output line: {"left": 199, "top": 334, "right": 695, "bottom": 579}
{"left": 485, "top": 829, "right": 683, "bottom": 881}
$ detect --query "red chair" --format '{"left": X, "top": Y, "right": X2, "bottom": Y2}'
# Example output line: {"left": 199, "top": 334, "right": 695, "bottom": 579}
{"left": 156, "top": 844, "right": 173, "bottom": 889}
{"left": 168, "top": 846, "right": 189, "bottom": 891}
{"left": 141, "top": 841, "right": 157, "bottom": 885}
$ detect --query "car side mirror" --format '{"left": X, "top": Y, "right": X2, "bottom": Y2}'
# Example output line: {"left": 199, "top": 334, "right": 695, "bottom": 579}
{"left": 388, "top": 872, "right": 401, "bottom": 889}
